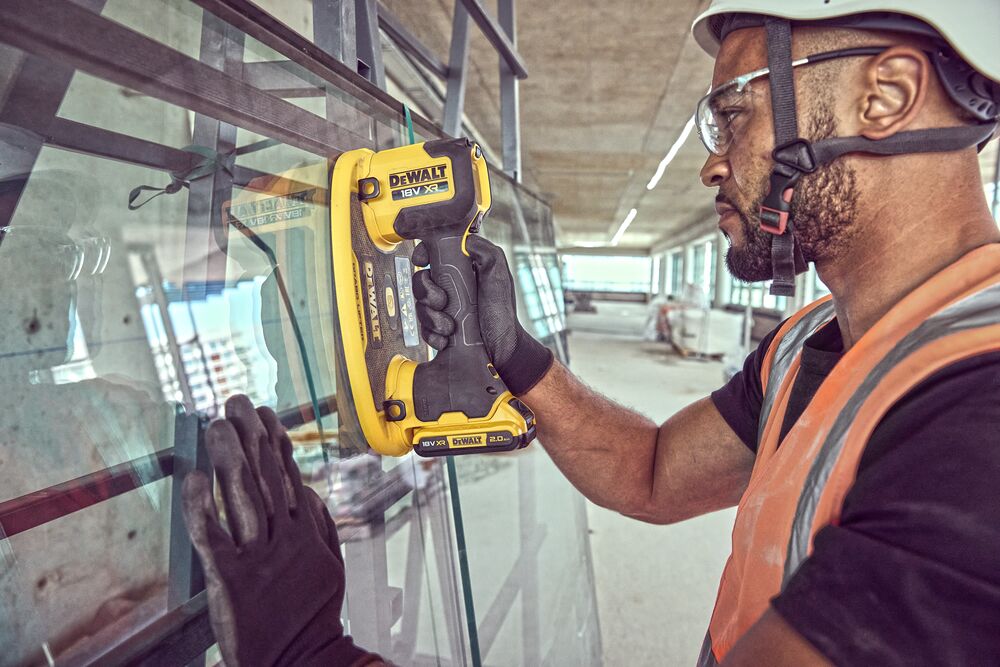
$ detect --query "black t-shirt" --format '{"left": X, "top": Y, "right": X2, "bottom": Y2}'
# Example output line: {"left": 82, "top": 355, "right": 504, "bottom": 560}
{"left": 711, "top": 319, "right": 1000, "bottom": 665}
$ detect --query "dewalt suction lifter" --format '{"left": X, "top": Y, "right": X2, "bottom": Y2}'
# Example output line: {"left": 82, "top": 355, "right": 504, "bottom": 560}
{"left": 330, "top": 137, "right": 536, "bottom": 457}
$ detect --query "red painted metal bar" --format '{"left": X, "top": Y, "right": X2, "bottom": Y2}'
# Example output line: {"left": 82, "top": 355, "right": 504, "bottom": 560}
{"left": 0, "top": 390, "right": 337, "bottom": 541}
{"left": 0, "top": 449, "right": 174, "bottom": 540}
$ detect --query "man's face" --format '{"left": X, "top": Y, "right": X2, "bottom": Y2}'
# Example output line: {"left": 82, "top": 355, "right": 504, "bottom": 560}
{"left": 700, "top": 28, "right": 860, "bottom": 283}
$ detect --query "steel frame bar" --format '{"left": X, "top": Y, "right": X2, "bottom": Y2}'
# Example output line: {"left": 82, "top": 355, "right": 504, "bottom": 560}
{"left": 0, "top": 55, "right": 71, "bottom": 226}
{"left": 476, "top": 524, "right": 546, "bottom": 660}
{"left": 0, "top": 450, "right": 174, "bottom": 540}
{"left": 395, "top": 502, "right": 428, "bottom": 662}
{"left": 313, "top": 0, "right": 357, "bottom": 72}
{"left": 182, "top": 10, "right": 243, "bottom": 312}
{"left": 442, "top": 2, "right": 472, "bottom": 138}
{"left": 311, "top": 0, "right": 379, "bottom": 150}
{"left": 46, "top": 118, "right": 191, "bottom": 175}
{"left": 0, "top": 385, "right": 336, "bottom": 542}
{"left": 167, "top": 413, "right": 210, "bottom": 610}
{"left": 278, "top": 394, "right": 339, "bottom": 430}
{"left": 497, "top": 0, "right": 521, "bottom": 181}
{"left": 377, "top": 3, "right": 449, "bottom": 80}
{"left": 86, "top": 592, "right": 213, "bottom": 667}
{"left": 457, "top": 0, "right": 528, "bottom": 79}
{"left": 345, "top": 518, "right": 394, "bottom": 655}
{"left": 234, "top": 137, "right": 280, "bottom": 156}
{"left": 241, "top": 60, "right": 327, "bottom": 98}
{"left": 0, "top": 0, "right": 108, "bottom": 227}
{"left": 517, "top": 451, "right": 541, "bottom": 665}
{"left": 22, "top": 117, "right": 267, "bottom": 186}
{"left": 355, "top": 0, "right": 386, "bottom": 89}
{"left": 165, "top": 19, "right": 243, "bottom": 662}
{"left": 426, "top": 477, "right": 470, "bottom": 664}
{"left": 189, "top": 0, "right": 441, "bottom": 140}
{"left": 0, "top": 0, "right": 370, "bottom": 158}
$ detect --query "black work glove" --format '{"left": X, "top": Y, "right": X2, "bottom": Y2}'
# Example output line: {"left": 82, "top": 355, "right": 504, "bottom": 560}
{"left": 412, "top": 234, "right": 554, "bottom": 395}
{"left": 182, "top": 395, "right": 381, "bottom": 667}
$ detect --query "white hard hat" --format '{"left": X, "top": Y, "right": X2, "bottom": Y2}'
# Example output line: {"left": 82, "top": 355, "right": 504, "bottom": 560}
{"left": 690, "top": 0, "right": 1000, "bottom": 300}
{"left": 692, "top": 0, "right": 1000, "bottom": 87}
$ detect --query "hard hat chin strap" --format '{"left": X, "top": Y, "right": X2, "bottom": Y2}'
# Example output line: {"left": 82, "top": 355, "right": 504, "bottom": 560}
{"left": 762, "top": 18, "right": 806, "bottom": 297}
{"left": 759, "top": 18, "right": 998, "bottom": 298}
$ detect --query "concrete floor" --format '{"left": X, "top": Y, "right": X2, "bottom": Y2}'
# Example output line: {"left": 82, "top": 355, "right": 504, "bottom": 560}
{"left": 566, "top": 304, "right": 737, "bottom": 666}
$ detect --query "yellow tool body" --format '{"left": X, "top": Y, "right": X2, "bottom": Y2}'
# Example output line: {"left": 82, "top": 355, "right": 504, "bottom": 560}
{"left": 330, "top": 138, "right": 535, "bottom": 457}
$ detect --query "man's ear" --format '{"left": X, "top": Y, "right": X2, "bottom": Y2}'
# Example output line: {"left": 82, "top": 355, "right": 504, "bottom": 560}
{"left": 857, "top": 46, "right": 930, "bottom": 139}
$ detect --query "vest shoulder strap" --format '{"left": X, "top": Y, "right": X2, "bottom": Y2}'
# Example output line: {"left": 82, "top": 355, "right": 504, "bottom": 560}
{"left": 757, "top": 296, "right": 835, "bottom": 447}
{"left": 783, "top": 277, "right": 1000, "bottom": 581}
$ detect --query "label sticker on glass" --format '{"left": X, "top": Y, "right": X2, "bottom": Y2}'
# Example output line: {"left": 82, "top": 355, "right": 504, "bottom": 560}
{"left": 225, "top": 189, "right": 316, "bottom": 228}
{"left": 394, "top": 256, "right": 420, "bottom": 347}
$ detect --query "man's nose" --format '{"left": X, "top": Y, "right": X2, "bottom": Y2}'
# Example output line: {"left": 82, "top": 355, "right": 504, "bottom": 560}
{"left": 700, "top": 152, "right": 730, "bottom": 188}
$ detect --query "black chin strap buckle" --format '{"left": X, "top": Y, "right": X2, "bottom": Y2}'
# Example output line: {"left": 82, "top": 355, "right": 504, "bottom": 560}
{"left": 759, "top": 172, "right": 795, "bottom": 235}
{"left": 759, "top": 139, "right": 816, "bottom": 235}
{"left": 760, "top": 139, "right": 816, "bottom": 296}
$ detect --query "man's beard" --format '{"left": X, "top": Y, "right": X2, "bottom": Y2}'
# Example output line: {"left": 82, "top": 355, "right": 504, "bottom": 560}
{"left": 723, "top": 111, "right": 860, "bottom": 284}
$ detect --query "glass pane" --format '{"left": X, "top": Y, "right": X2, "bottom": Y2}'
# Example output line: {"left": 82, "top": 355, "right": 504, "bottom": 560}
{"left": 0, "top": 480, "right": 172, "bottom": 665}
{"left": 0, "top": 18, "right": 447, "bottom": 665}
{"left": 707, "top": 240, "right": 717, "bottom": 300}
{"left": 691, "top": 243, "right": 706, "bottom": 293}
{"left": 670, "top": 250, "right": 684, "bottom": 295}
{"left": 561, "top": 254, "right": 653, "bottom": 293}
{"left": 453, "top": 172, "right": 601, "bottom": 665}
{"left": 0, "top": 2, "right": 600, "bottom": 664}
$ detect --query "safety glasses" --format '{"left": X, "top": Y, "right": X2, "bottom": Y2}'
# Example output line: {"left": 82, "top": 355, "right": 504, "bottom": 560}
{"left": 696, "top": 46, "right": 890, "bottom": 156}
{"left": 0, "top": 226, "right": 111, "bottom": 282}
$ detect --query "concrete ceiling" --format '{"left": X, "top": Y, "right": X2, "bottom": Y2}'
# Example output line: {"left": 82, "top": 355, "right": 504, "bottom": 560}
{"left": 380, "top": 1, "right": 999, "bottom": 253}
{"left": 380, "top": 0, "right": 717, "bottom": 252}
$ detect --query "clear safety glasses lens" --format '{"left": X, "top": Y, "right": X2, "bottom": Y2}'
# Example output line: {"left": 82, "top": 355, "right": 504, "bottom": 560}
{"left": 0, "top": 226, "right": 111, "bottom": 282}
{"left": 696, "top": 79, "right": 755, "bottom": 156}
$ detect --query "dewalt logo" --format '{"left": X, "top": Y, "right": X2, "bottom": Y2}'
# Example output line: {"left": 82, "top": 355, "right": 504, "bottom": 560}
{"left": 389, "top": 163, "right": 450, "bottom": 202}
{"left": 364, "top": 260, "right": 382, "bottom": 347}
{"left": 450, "top": 434, "right": 484, "bottom": 447}
{"left": 389, "top": 164, "right": 447, "bottom": 187}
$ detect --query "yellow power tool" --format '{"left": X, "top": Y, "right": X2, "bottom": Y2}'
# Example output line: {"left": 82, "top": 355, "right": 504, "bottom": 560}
{"left": 330, "top": 138, "right": 536, "bottom": 457}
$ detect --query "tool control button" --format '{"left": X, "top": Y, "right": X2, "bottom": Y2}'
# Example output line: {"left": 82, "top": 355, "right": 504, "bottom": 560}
{"left": 358, "top": 177, "right": 380, "bottom": 202}
{"left": 384, "top": 400, "right": 407, "bottom": 421}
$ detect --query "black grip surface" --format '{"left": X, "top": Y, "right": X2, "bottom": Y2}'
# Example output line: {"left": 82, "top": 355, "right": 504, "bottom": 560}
{"left": 398, "top": 138, "right": 508, "bottom": 422}
{"left": 412, "top": 233, "right": 505, "bottom": 421}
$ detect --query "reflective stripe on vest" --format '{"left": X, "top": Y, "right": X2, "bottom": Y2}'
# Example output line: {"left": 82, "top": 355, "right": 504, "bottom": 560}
{"left": 757, "top": 297, "right": 835, "bottom": 447}
{"left": 785, "top": 280, "right": 1000, "bottom": 581}
{"left": 699, "top": 244, "right": 1000, "bottom": 665}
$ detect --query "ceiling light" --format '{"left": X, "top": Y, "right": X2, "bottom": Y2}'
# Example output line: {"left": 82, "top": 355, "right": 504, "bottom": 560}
{"left": 610, "top": 208, "right": 638, "bottom": 246}
{"left": 560, "top": 241, "right": 611, "bottom": 248}
{"left": 646, "top": 115, "right": 696, "bottom": 190}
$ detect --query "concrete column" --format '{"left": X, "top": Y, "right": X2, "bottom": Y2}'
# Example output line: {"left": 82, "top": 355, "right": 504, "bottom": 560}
{"left": 659, "top": 252, "right": 669, "bottom": 294}
{"left": 650, "top": 255, "right": 661, "bottom": 296}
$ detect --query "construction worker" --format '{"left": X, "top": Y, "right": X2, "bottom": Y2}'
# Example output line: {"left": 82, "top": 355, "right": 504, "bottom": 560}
{"left": 414, "top": 1, "right": 1000, "bottom": 664}
{"left": 183, "top": 1, "right": 1000, "bottom": 665}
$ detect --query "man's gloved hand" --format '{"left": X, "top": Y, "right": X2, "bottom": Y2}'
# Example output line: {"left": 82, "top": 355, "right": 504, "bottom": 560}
{"left": 182, "top": 395, "right": 382, "bottom": 667}
{"left": 412, "top": 234, "right": 554, "bottom": 396}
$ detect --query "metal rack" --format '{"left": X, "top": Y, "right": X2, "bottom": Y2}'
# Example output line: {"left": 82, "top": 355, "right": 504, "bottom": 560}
{"left": 0, "top": 1, "right": 589, "bottom": 664}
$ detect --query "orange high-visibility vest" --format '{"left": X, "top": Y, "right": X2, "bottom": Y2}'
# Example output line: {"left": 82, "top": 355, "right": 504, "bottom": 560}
{"left": 698, "top": 244, "right": 1000, "bottom": 666}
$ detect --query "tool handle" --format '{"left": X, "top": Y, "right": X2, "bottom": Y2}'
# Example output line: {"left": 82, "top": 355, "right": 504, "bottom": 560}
{"left": 412, "top": 232, "right": 507, "bottom": 421}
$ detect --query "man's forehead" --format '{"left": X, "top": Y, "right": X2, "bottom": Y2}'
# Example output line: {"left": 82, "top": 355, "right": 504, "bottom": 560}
{"left": 711, "top": 27, "right": 769, "bottom": 87}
